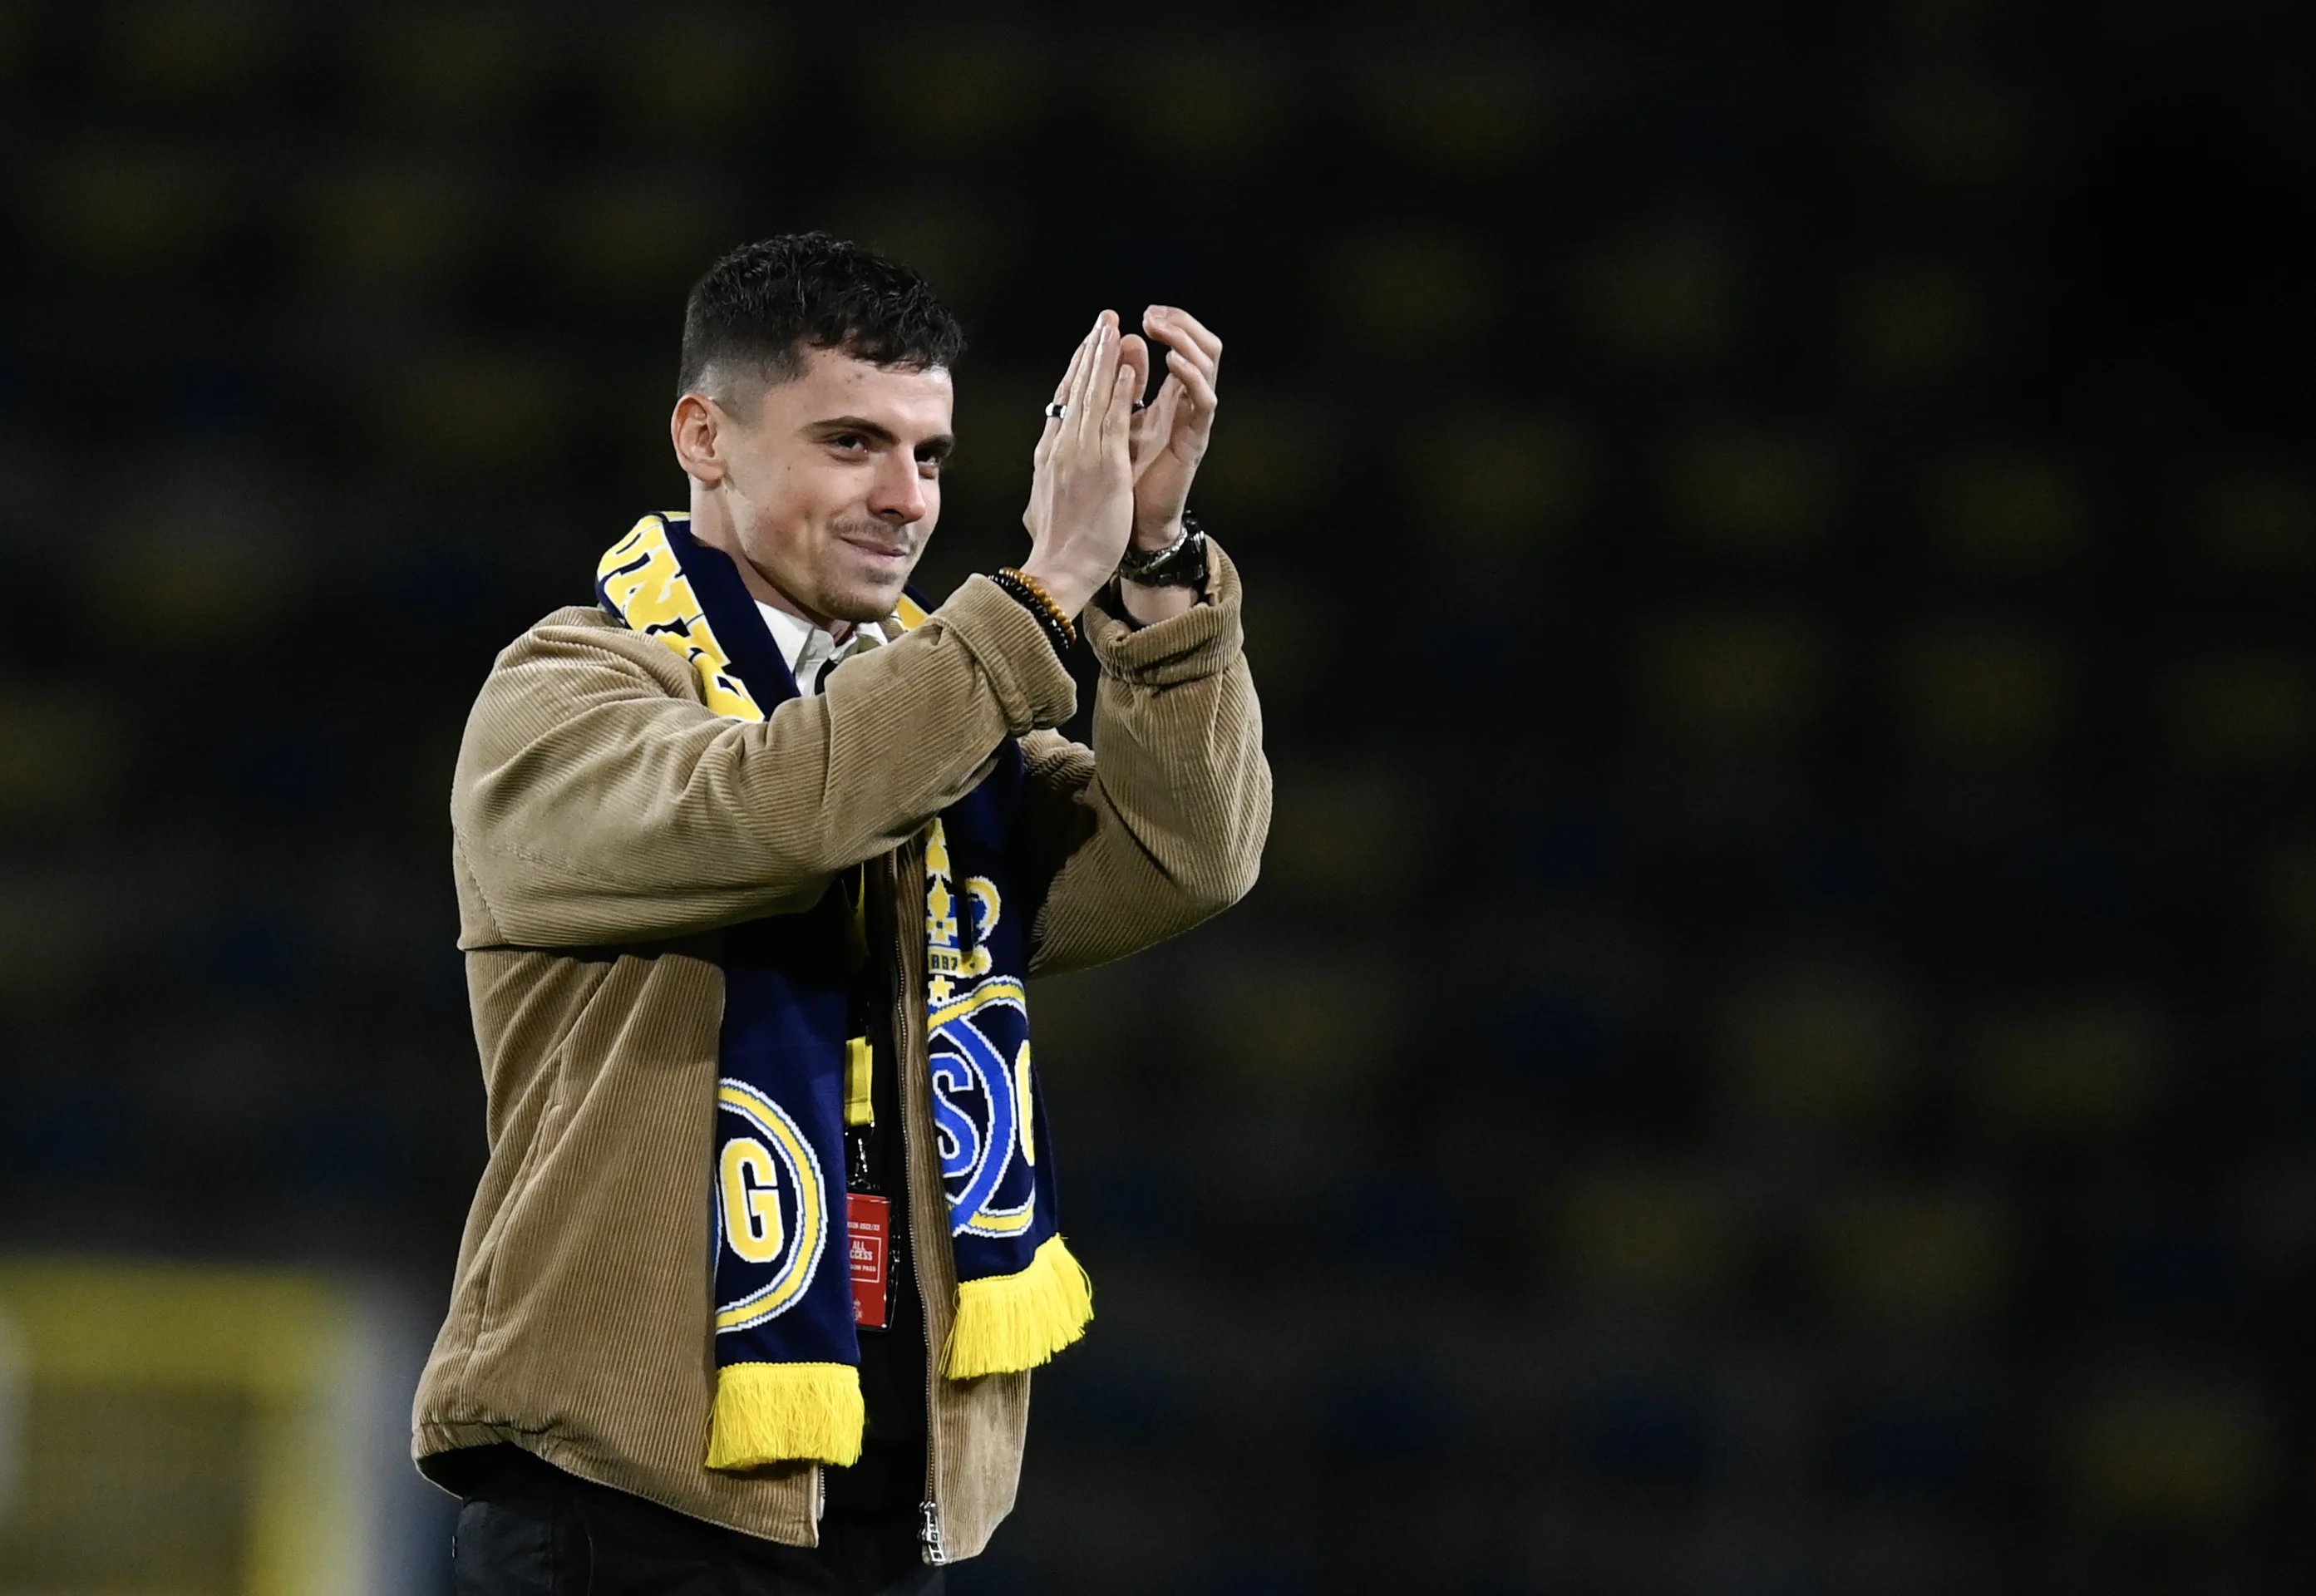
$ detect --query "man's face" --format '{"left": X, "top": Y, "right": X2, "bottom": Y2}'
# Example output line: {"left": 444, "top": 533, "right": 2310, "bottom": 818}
{"left": 702, "top": 347, "right": 955, "bottom": 626}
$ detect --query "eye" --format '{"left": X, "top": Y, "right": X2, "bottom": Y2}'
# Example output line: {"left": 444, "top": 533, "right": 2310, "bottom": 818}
{"left": 826, "top": 432, "right": 869, "bottom": 455}
{"left": 916, "top": 448, "right": 948, "bottom": 477}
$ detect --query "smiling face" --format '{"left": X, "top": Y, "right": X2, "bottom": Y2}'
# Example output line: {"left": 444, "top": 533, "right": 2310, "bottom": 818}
{"left": 674, "top": 345, "right": 956, "bottom": 628}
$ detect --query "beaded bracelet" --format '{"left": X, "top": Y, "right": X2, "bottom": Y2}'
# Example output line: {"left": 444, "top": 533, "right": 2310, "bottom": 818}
{"left": 992, "top": 567, "right": 1078, "bottom": 655}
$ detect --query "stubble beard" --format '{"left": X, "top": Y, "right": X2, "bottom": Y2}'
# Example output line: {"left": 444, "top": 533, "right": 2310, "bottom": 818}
{"left": 816, "top": 515, "right": 922, "bottom": 623}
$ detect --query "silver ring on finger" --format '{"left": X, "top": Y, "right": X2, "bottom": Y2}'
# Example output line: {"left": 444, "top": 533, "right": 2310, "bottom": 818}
{"left": 1044, "top": 402, "right": 1068, "bottom": 420}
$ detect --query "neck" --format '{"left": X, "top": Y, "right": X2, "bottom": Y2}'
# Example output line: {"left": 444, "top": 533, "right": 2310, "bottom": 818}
{"left": 687, "top": 489, "right": 851, "bottom": 641}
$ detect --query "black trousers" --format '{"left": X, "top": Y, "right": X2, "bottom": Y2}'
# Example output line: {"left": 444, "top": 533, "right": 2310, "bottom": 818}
{"left": 448, "top": 1446, "right": 944, "bottom": 1596}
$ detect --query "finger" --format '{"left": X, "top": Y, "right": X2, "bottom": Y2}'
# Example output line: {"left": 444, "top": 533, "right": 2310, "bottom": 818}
{"left": 1165, "top": 346, "right": 1220, "bottom": 420}
{"left": 1071, "top": 312, "right": 1119, "bottom": 442}
{"left": 1102, "top": 361, "right": 1139, "bottom": 448}
{"left": 1065, "top": 312, "right": 1111, "bottom": 442}
{"left": 1051, "top": 328, "right": 1091, "bottom": 406}
{"left": 1141, "top": 376, "right": 1183, "bottom": 440}
{"left": 1146, "top": 324, "right": 1218, "bottom": 411}
{"left": 1145, "top": 306, "right": 1224, "bottom": 372}
{"left": 1119, "top": 333, "right": 1155, "bottom": 462}
{"left": 1056, "top": 317, "right": 1100, "bottom": 435}
{"left": 1118, "top": 333, "right": 1151, "bottom": 408}
{"left": 1151, "top": 306, "right": 1224, "bottom": 362}
{"left": 1038, "top": 332, "right": 1093, "bottom": 463}
{"left": 1127, "top": 382, "right": 1162, "bottom": 467}
{"left": 1042, "top": 328, "right": 1092, "bottom": 437}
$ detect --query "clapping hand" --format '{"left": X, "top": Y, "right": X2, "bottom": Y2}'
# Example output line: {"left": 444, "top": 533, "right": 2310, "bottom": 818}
{"left": 1117, "top": 307, "right": 1221, "bottom": 553}
{"left": 1018, "top": 311, "right": 1140, "bottom": 619}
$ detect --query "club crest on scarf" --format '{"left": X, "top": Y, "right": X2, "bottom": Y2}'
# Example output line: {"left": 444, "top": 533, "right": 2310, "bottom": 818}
{"left": 924, "top": 818, "right": 1040, "bottom": 1239}
{"left": 712, "top": 1081, "right": 831, "bottom": 1331}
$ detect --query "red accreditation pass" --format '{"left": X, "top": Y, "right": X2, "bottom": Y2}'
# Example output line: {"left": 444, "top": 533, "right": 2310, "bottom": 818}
{"left": 848, "top": 1193, "right": 890, "bottom": 1328}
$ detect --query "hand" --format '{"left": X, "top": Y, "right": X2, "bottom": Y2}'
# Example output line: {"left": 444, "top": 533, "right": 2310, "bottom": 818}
{"left": 1018, "top": 311, "right": 1139, "bottom": 618}
{"left": 1117, "top": 306, "right": 1222, "bottom": 552}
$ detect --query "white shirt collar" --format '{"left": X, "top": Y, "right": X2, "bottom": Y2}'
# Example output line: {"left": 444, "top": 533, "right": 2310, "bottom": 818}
{"left": 754, "top": 601, "right": 885, "bottom": 696}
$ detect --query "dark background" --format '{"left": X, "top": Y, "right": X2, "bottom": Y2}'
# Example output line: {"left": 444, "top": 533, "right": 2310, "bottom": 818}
{"left": 2, "top": 2, "right": 2314, "bottom": 1592}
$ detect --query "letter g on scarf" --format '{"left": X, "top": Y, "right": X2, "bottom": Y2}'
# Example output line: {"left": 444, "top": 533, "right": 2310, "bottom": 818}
{"left": 721, "top": 1139, "right": 785, "bottom": 1264}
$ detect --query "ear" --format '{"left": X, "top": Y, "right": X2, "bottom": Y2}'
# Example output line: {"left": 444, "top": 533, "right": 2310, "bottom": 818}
{"left": 672, "top": 393, "right": 727, "bottom": 486}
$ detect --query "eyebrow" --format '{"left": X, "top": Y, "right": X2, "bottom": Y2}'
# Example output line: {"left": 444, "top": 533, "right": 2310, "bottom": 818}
{"left": 810, "top": 416, "right": 956, "bottom": 457}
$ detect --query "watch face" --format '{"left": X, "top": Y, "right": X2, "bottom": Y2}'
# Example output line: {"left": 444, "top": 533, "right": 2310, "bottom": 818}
{"left": 1126, "top": 530, "right": 1205, "bottom": 579}
{"left": 1134, "top": 546, "right": 1208, "bottom": 587}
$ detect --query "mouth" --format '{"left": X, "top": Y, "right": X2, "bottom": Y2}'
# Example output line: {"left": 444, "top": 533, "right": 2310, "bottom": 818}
{"left": 836, "top": 530, "right": 914, "bottom": 564}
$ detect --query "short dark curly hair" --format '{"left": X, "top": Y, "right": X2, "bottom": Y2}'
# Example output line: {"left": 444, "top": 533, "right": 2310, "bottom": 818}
{"left": 677, "top": 232, "right": 965, "bottom": 401}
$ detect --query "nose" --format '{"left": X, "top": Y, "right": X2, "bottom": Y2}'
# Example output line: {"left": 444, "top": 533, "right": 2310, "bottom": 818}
{"left": 869, "top": 452, "right": 931, "bottom": 525}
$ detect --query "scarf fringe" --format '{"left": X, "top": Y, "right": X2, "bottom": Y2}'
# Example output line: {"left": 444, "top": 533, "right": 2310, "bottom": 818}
{"left": 943, "top": 1234, "right": 1094, "bottom": 1379}
{"left": 707, "top": 1362, "right": 864, "bottom": 1470}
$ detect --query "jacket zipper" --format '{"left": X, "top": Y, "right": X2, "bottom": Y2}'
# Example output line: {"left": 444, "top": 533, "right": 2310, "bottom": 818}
{"left": 890, "top": 842, "right": 948, "bottom": 1567}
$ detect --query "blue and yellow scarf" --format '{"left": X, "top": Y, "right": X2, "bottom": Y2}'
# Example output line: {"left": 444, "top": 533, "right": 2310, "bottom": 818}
{"left": 595, "top": 512, "right": 1091, "bottom": 1470}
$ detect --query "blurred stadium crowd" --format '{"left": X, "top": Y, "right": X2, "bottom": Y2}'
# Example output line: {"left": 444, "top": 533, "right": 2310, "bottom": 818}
{"left": 2, "top": 2, "right": 2312, "bottom": 1593}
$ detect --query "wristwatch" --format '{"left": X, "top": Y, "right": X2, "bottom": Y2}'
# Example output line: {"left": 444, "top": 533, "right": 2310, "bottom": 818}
{"left": 1117, "top": 512, "right": 1210, "bottom": 589}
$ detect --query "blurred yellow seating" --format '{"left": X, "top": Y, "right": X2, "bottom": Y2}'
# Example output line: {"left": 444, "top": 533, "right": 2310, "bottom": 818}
{"left": 0, "top": 863, "right": 106, "bottom": 1012}
{"left": 826, "top": 203, "right": 1008, "bottom": 316}
{"left": 1637, "top": 608, "right": 1826, "bottom": 749}
{"left": 302, "top": 165, "right": 480, "bottom": 288}
{"left": 1257, "top": 761, "right": 1410, "bottom": 905}
{"left": 1576, "top": 222, "right": 1742, "bottom": 367}
{"left": 1126, "top": 44, "right": 1282, "bottom": 160}
{"left": 2161, "top": 648, "right": 2312, "bottom": 771}
{"left": 597, "top": 12, "right": 781, "bottom": 140}
{"left": 2258, "top": 835, "right": 2316, "bottom": 965}
{"left": 1348, "top": 54, "right": 1550, "bottom": 165}
{"left": 90, "top": 458, "right": 304, "bottom": 642}
{"left": 380, "top": 347, "right": 568, "bottom": 472}
{"left": 1180, "top": 392, "right": 1333, "bottom": 520}
{"left": 2182, "top": 470, "right": 2316, "bottom": 583}
{"left": 1969, "top": 998, "right": 2162, "bottom": 1137}
{"left": 2073, "top": 1377, "right": 2269, "bottom": 1530}
{"left": 942, "top": 366, "right": 1052, "bottom": 501}
{"left": 548, "top": 172, "right": 733, "bottom": 302}
{"left": 1870, "top": 72, "right": 2043, "bottom": 193}
{"left": 889, "top": 36, "right": 1044, "bottom": 144}
{"left": 1205, "top": 955, "right": 1403, "bottom": 1104}
{"left": 1231, "top": 583, "right": 1323, "bottom": 705}
{"left": 1840, "top": 260, "right": 1987, "bottom": 386}
{"left": 1895, "top": 621, "right": 2074, "bottom": 763}
{"left": 0, "top": 1260, "right": 380, "bottom": 1596}
{"left": 107, "top": 1, "right": 283, "bottom": 104}
{"left": 0, "top": 689, "right": 126, "bottom": 827}
{"left": 360, "top": 9, "right": 540, "bottom": 128}
{"left": 1406, "top": 412, "right": 1589, "bottom": 564}
{"left": 1556, "top": 1162, "right": 1741, "bottom": 1304}
{"left": 1329, "top": 232, "right": 1491, "bottom": 354}
{"left": 1928, "top": 451, "right": 2087, "bottom": 574}
{"left": 36, "top": 145, "right": 227, "bottom": 273}
{"left": 1818, "top": 1185, "right": 2008, "bottom": 1324}
{"left": 1668, "top": 428, "right": 1842, "bottom": 556}
{"left": 1722, "top": 963, "right": 1916, "bottom": 1128}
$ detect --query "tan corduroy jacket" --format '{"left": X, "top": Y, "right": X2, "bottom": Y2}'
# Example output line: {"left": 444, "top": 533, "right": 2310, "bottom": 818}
{"left": 411, "top": 543, "right": 1269, "bottom": 1560}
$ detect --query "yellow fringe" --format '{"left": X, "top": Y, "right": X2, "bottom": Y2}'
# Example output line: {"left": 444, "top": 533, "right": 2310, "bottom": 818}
{"left": 943, "top": 1235, "right": 1094, "bottom": 1380}
{"left": 705, "top": 1362, "right": 864, "bottom": 1470}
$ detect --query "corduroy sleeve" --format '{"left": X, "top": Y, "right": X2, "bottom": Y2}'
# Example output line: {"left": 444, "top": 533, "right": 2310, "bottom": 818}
{"left": 1017, "top": 539, "right": 1271, "bottom": 976}
{"left": 452, "top": 575, "right": 1077, "bottom": 948}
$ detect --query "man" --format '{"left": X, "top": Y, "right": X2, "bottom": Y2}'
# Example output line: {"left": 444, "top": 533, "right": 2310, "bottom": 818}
{"left": 412, "top": 232, "right": 1268, "bottom": 1594}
